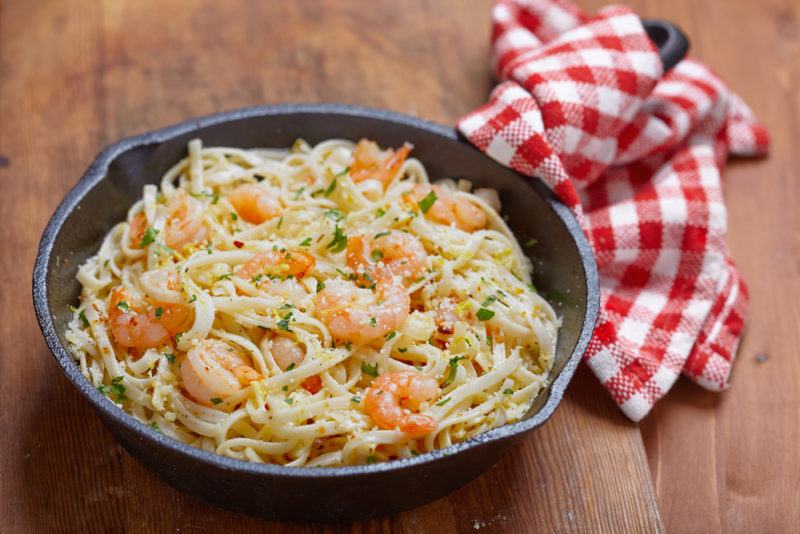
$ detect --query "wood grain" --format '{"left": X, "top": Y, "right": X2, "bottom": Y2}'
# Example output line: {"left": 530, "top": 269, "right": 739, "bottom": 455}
{"left": 0, "top": 0, "right": 793, "bottom": 531}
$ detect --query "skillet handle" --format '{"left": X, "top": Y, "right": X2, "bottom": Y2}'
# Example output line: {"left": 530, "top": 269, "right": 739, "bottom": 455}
{"left": 641, "top": 19, "right": 689, "bottom": 72}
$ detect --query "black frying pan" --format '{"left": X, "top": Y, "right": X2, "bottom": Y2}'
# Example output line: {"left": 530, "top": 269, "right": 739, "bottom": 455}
{"left": 32, "top": 20, "right": 687, "bottom": 521}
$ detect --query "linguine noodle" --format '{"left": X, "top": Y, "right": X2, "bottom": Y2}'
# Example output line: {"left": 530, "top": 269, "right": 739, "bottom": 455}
{"left": 65, "top": 138, "right": 559, "bottom": 466}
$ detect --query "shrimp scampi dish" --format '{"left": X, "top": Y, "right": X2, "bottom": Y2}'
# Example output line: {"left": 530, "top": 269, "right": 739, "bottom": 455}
{"left": 66, "top": 137, "right": 560, "bottom": 466}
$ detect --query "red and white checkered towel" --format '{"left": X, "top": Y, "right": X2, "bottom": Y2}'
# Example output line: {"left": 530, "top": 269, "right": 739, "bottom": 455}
{"left": 457, "top": 0, "right": 768, "bottom": 420}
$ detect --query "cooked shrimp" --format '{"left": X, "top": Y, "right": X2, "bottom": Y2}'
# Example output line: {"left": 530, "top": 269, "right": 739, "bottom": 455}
{"left": 346, "top": 232, "right": 427, "bottom": 286}
{"left": 164, "top": 192, "right": 208, "bottom": 249}
{"left": 364, "top": 370, "right": 438, "bottom": 437}
{"left": 269, "top": 335, "right": 321, "bottom": 392}
{"left": 108, "top": 287, "right": 193, "bottom": 350}
{"left": 228, "top": 184, "right": 282, "bottom": 224}
{"left": 349, "top": 139, "right": 413, "bottom": 188}
{"left": 236, "top": 249, "right": 315, "bottom": 281}
{"left": 130, "top": 193, "right": 208, "bottom": 250}
{"left": 407, "top": 184, "right": 487, "bottom": 231}
{"left": 270, "top": 335, "right": 306, "bottom": 371}
{"left": 181, "top": 339, "right": 261, "bottom": 406}
{"left": 315, "top": 278, "right": 410, "bottom": 343}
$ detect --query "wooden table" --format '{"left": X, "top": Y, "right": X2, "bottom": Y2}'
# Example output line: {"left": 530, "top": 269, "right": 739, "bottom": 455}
{"left": 1, "top": 0, "right": 797, "bottom": 531}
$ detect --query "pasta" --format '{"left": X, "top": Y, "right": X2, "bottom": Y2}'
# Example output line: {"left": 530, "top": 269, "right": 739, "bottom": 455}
{"left": 65, "top": 138, "right": 559, "bottom": 466}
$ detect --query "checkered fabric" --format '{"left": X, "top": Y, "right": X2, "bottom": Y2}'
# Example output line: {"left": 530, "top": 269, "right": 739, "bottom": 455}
{"left": 458, "top": 0, "right": 768, "bottom": 420}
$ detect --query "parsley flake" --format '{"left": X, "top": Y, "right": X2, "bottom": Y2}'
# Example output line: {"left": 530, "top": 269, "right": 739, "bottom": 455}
{"left": 435, "top": 397, "right": 451, "bottom": 407}
{"left": 385, "top": 331, "right": 397, "bottom": 340}
{"left": 277, "top": 311, "right": 293, "bottom": 332}
{"left": 165, "top": 353, "right": 176, "bottom": 365}
{"left": 78, "top": 310, "right": 90, "bottom": 328}
{"left": 324, "top": 178, "right": 338, "bottom": 197}
{"left": 299, "top": 237, "right": 312, "bottom": 247}
{"left": 316, "top": 280, "right": 326, "bottom": 293}
{"left": 361, "top": 362, "right": 379, "bottom": 378}
{"left": 476, "top": 308, "right": 495, "bottom": 321}
{"left": 418, "top": 190, "right": 437, "bottom": 213}
{"left": 350, "top": 396, "right": 361, "bottom": 403}
{"left": 139, "top": 227, "right": 159, "bottom": 247}
{"left": 210, "top": 397, "right": 223, "bottom": 405}
{"left": 286, "top": 362, "right": 296, "bottom": 371}
{"left": 154, "top": 306, "right": 164, "bottom": 318}
{"left": 326, "top": 225, "right": 347, "bottom": 253}
{"left": 373, "top": 231, "right": 391, "bottom": 239}
{"left": 503, "top": 388, "right": 514, "bottom": 395}
{"left": 481, "top": 295, "right": 497, "bottom": 307}
{"left": 116, "top": 301, "right": 130, "bottom": 312}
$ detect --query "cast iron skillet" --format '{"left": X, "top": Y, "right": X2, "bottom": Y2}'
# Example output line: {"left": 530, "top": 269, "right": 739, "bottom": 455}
{"left": 32, "top": 20, "right": 686, "bottom": 522}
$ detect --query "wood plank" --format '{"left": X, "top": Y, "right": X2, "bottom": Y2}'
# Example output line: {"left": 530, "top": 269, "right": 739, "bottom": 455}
{"left": 0, "top": 0, "right": 664, "bottom": 531}
{"left": 623, "top": 0, "right": 800, "bottom": 531}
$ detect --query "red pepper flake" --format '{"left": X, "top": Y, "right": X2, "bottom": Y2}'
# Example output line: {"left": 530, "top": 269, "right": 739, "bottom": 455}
{"left": 233, "top": 240, "right": 244, "bottom": 248}
{"left": 302, "top": 375, "right": 322, "bottom": 394}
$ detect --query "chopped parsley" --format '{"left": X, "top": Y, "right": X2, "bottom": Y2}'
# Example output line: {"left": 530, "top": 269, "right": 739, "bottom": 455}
{"left": 324, "top": 178, "right": 338, "bottom": 197}
{"left": 219, "top": 272, "right": 233, "bottom": 281}
{"left": 316, "top": 280, "right": 326, "bottom": 293}
{"left": 370, "top": 250, "right": 384, "bottom": 262}
{"left": 286, "top": 362, "right": 296, "bottom": 371}
{"left": 277, "top": 217, "right": 284, "bottom": 229}
{"left": 210, "top": 397, "right": 223, "bottom": 405}
{"left": 188, "top": 294, "right": 197, "bottom": 303}
{"left": 397, "top": 347, "right": 408, "bottom": 353}
{"left": 292, "top": 187, "right": 305, "bottom": 200}
{"left": 410, "top": 450, "right": 420, "bottom": 457}
{"left": 481, "top": 295, "right": 497, "bottom": 307}
{"left": 149, "top": 422, "right": 161, "bottom": 433}
{"left": 154, "top": 306, "right": 164, "bottom": 318}
{"left": 285, "top": 397, "right": 294, "bottom": 405}
{"left": 375, "top": 208, "right": 386, "bottom": 218}
{"left": 299, "top": 237, "right": 312, "bottom": 247}
{"left": 361, "top": 362, "right": 379, "bottom": 378}
{"left": 277, "top": 311, "right": 293, "bottom": 332}
{"left": 369, "top": 317, "right": 377, "bottom": 327}
{"left": 444, "top": 356, "right": 465, "bottom": 386}
{"left": 476, "top": 308, "right": 495, "bottom": 321}
{"left": 418, "top": 190, "right": 437, "bottom": 213}
{"left": 230, "top": 212, "right": 239, "bottom": 221}
{"left": 373, "top": 231, "right": 391, "bottom": 239}
{"left": 165, "top": 353, "right": 176, "bottom": 365}
{"left": 366, "top": 455, "right": 377, "bottom": 464}
{"left": 503, "top": 388, "right": 514, "bottom": 395}
{"left": 385, "top": 331, "right": 397, "bottom": 340}
{"left": 78, "top": 309, "right": 89, "bottom": 328}
{"left": 139, "top": 227, "right": 159, "bottom": 247}
{"left": 350, "top": 396, "right": 361, "bottom": 403}
{"left": 175, "top": 333, "right": 183, "bottom": 343}
{"left": 326, "top": 225, "right": 347, "bottom": 253}
{"left": 116, "top": 301, "right": 130, "bottom": 312}
{"left": 98, "top": 376, "right": 126, "bottom": 402}
{"left": 435, "top": 397, "right": 451, "bottom": 407}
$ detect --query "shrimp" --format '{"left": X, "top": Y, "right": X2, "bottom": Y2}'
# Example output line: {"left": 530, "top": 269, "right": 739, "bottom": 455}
{"left": 129, "top": 192, "right": 208, "bottom": 250}
{"left": 269, "top": 335, "right": 321, "bottom": 393}
{"left": 181, "top": 339, "right": 261, "bottom": 406}
{"left": 315, "top": 278, "right": 410, "bottom": 344}
{"left": 108, "top": 287, "right": 193, "bottom": 350}
{"left": 406, "top": 184, "right": 487, "bottom": 232}
{"left": 363, "top": 370, "right": 438, "bottom": 437}
{"left": 236, "top": 249, "right": 315, "bottom": 281}
{"left": 346, "top": 232, "right": 428, "bottom": 285}
{"left": 227, "top": 184, "right": 282, "bottom": 224}
{"left": 349, "top": 139, "right": 413, "bottom": 188}
{"left": 270, "top": 335, "right": 306, "bottom": 371}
